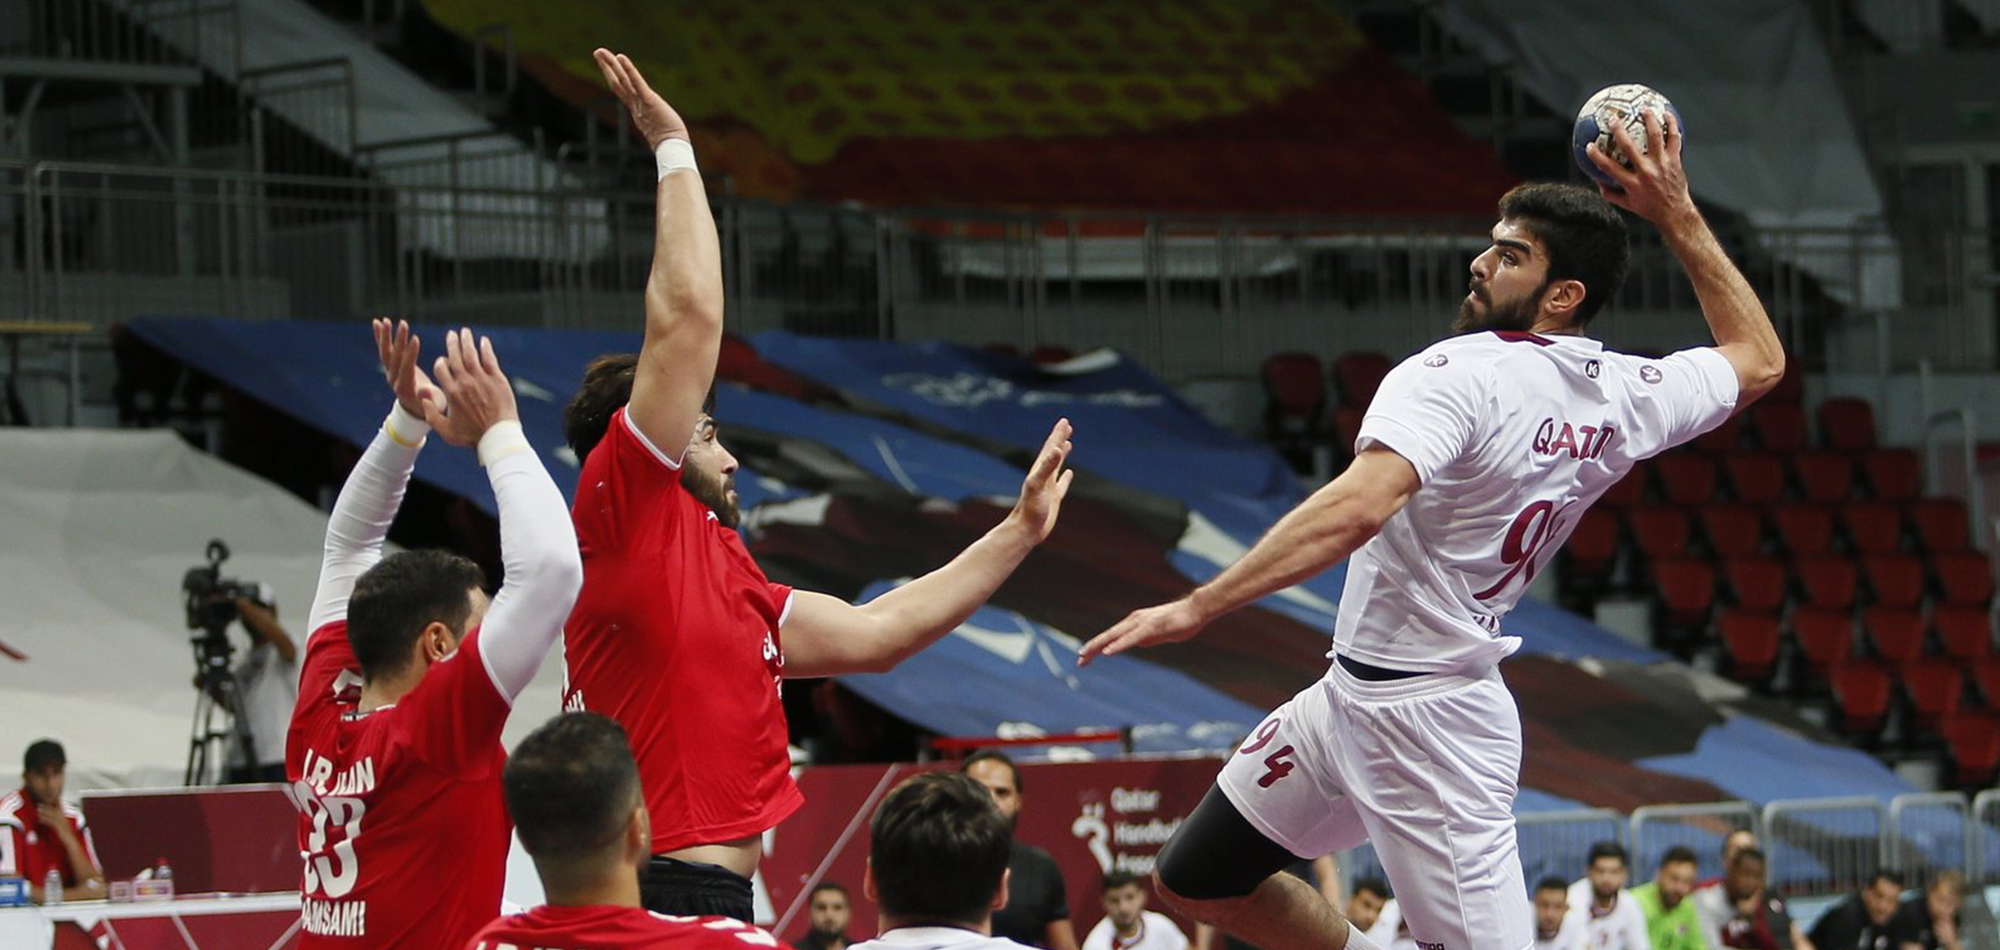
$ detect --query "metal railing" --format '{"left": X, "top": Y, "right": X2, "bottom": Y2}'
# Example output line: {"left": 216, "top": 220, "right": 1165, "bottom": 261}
{"left": 1631, "top": 801, "right": 1761, "bottom": 883}
{"left": 1972, "top": 790, "right": 2000, "bottom": 886}
{"left": 1515, "top": 809, "right": 1629, "bottom": 891}
{"left": 1761, "top": 796, "right": 1889, "bottom": 899}
{"left": 1890, "top": 792, "right": 1974, "bottom": 890}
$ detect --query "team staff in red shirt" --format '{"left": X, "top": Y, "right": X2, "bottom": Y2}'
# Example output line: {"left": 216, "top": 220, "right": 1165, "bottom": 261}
{"left": 467, "top": 712, "right": 781, "bottom": 950}
{"left": 287, "top": 321, "right": 582, "bottom": 949}
{"left": 563, "top": 49, "right": 1076, "bottom": 922}
{"left": 0, "top": 739, "right": 105, "bottom": 903}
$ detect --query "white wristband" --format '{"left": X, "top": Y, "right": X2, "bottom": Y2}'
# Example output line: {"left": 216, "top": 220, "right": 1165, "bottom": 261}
{"left": 655, "top": 138, "right": 697, "bottom": 181}
{"left": 384, "top": 403, "right": 431, "bottom": 447}
{"left": 477, "top": 420, "right": 531, "bottom": 468}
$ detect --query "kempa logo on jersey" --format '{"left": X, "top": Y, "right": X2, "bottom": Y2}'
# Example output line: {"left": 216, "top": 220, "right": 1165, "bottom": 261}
{"left": 1423, "top": 354, "right": 1449, "bottom": 368}
{"left": 1639, "top": 365, "right": 1664, "bottom": 384}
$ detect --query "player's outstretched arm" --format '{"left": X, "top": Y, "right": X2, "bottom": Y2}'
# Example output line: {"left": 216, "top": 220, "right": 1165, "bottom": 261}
{"left": 1077, "top": 447, "right": 1417, "bottom": 665}
{"left": 595, "top": 47, "right": 722, "bottom": 463}
{"left": 1587, "top": 111, "right": 1784, "bottom": 407}
{"left": 307, "top": 319, "right": 443, "bottom": 632}
{"left": 425, "top": 328, "right": 583, "bottom": 703}
{"left": 782, "top": 419, "right": 1074, "bottom": 677}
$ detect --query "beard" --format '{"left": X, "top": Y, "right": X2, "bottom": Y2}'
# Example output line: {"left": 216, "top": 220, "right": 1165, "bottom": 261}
{"left": 1454, "top": 278, "right": 1547, "bottom": 334}
{"left": 683, "top": 459, "right": 741, "bottom": 528}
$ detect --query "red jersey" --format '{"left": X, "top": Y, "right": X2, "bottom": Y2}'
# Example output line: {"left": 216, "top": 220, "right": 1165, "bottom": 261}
{"left": 467, "top": 906, "right": 781, "bottom": 950}
{"left": 0, "top": 789, "right": 99, "bottom": 885}
{"left": 285, "top": 620, "right": 512, "bottom": 948}
{"left": 565, "top": 407, "right": 802, "bottom": 854}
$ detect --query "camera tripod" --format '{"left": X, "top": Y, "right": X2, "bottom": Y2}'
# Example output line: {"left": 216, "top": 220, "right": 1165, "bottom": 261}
{"left": 184, "top": 627, "right": 252, "bottom": 786}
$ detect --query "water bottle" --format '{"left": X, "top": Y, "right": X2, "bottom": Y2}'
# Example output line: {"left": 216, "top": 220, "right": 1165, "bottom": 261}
{"left": 153, "top": 857, "right": 173, "bottom": 899}
{"left": 42, "top": 868, "right": 62, "bottom": 905}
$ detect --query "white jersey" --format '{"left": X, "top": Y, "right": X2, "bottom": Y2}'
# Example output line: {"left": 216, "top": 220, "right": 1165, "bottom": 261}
{"left": 1536, "top": 911, "right": 1588, "bottom": 950}
{"left": 1082, "top": 911, "right": 1189, "bottom": 950}
{"left": 851, "top": 926, "right": 1041, "bottom": 950}
{"left": 1337, "top": 331, "right": 1738, "bottom": 673}
{"left": 1567, "top": 880, "right": 1655, "bottom": 950}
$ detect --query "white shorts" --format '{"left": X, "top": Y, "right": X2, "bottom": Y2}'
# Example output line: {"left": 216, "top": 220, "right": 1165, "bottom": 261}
{"left": 1217, "top": 661, "right": 1531, "bottom": 950}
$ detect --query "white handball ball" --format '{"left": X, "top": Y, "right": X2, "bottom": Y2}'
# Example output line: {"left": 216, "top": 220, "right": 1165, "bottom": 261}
{"left": 1572, "top": 83, "right": 1681, "bottom": 188}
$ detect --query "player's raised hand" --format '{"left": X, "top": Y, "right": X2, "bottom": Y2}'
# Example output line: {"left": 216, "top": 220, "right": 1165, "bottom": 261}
{"left": 1586, "top": 109, "right": 1696, "bottom": 227}
{"left": 592, "top": 47, "right": 687, "bottom": 149}
{"left": 423, "top": 327, "right": 520, "bottom": 447}
{"left": 1008, "top": 418, "right": 1075, "bottom": 543}
{"left": 373, "top": 317, "right": 441, "bottom": 419}
{"left": 1076, "top": 598, "right": 1206, "bottom": 667}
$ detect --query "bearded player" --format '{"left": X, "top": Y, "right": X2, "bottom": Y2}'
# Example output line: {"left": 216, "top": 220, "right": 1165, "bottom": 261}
{"left": 564, "top": 49, "right": 1074, "bottom": 921}
{"left": 1081, "top": 112, "right": 1784, "bottom": 950}
{"left": 288, "top": 320, "right": 582, "bottom": 948}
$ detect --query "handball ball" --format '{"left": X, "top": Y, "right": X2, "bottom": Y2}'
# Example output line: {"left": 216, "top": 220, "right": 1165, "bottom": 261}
{"left": 1572, "top": 83, "right": 1681, "bottom": 188}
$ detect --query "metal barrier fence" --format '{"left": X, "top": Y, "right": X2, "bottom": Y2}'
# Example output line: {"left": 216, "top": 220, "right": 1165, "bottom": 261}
{"left": 1517, "top": 809, "right": 1629, "bottom": 891}
{"left": 1, "top": 158, "right": 1993, "bottom": 377}
{"left": 1762, "top": 797, "right": 1889, "bottom": 899}
{"left": 1631, "top": 801, "right": 1761, "bottom": 883}
{"left": 1890, "top": 793, "right": 1974, "bottom": 890}
{"left": 1973, "top": 791, "right": 2000, "bottom": 886}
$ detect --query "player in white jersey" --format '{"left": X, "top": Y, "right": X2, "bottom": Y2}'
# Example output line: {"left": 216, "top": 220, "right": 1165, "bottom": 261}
{"left": 1568, "top": 843, "right": 1652, "bottom": 950}
{"left": 1078, "top": 111, "right": 1784, "bottom": 950}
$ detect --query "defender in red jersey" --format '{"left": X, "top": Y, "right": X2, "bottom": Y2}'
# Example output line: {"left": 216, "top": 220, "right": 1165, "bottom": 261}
{"left": 563, "top": 49, "right": 1075, "bottom": 922}
{"left": 288, "top": 321, "right": 582, "bottom": 949}
{"left": 467, "top": 713, "right": 781, "bottom": 950}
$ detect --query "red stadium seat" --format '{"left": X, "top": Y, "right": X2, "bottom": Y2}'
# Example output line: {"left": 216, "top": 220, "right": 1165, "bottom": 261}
{"left": 1724, "top": 453, "right": 1788, "bottom": 506}
{"left": 1691, "top": 415, "right": 1744, "bottom": 455}
{"left": 1817, "top": 397, "right": 1878, "bottom": 454}
{"left": 1791, "top": 607, "right": 1855, "bottom": 679}
{"left": 1910, "top": 499, "right": 1972, "bottom": 554}
{"left": 1753, "top": 403, "right": 1810, "bottom": 453}
{"left": 1332, "top": 351, "right": 1392, "bottom": 409}
{"left": 1902, "top": 659, "right": 1964, "bottom": 733}
{"left": 1767, "top": 365, "right": 1806, "bottom": 405}
{"left": 1700, "top": 504, "right": 1766, "bottom": 559}
{"left": 1839, "top": 502, "right": 1905, "bottom": 556}
{"left": 1562, "top": 509, "right": 1621, "bottom": 588}
{"left": 1974, "top": 660, "right": 2000, "bottom": 706}
{"left": 1724, "top": 557, "right": 1789, "bottom": 613}
{"left": 1629, "top": 505, "right": 1693, "bottom": 560}
{"left": 1861, "top": 606, "right": 1926, "bottom": 665}
{"left": 1652, "top": 559, "right": 1716, "bottom": 628}
{"left": 1792, "top": 452, "right": 1856, "bottom": 505}
{"left": 1600, "top": 464, "right": 1649, "bottom": 508}
{"left": 1863, "top": 554, "right": 1928, "bottom": 608}
{"left": 1934, "top": 606, "right": 1994, "bottom": 663}
{"left": 1260, "top": 353, "right": 1328, "bottom": 460}
{"left": 1772, "top": 505, "right": 1835, "bottom": 558}
{"left": 1935, "top": 553, "right": 1995, "bottom": 607}
{"left": 1861, "top": 450, "right": 1923, "bottom": 503}
{"left": 1830, "top": 662, "right": 1893, "bottom": 735}
{"left": 1655, "top": 455, "right": 1719, "bottom": 508}
{"left": 1718, "top": 610, "right": 1782, "bottom": 682}
{"left": 1795, "top": 556, "right": 1859, "bottom": 611}
{"left": 1942, "top": 711, "right": 2000, "bottom": 786}
{"left": 1333, "top": 407, "right": 1365, "bottom": 456}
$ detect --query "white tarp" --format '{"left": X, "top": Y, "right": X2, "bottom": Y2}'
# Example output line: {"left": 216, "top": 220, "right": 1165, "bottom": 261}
{"left": 0, "top": 429, "right": 564, "bottom": 793}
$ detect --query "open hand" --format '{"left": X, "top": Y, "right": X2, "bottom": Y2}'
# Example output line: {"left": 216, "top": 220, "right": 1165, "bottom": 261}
{"left": 1009, "top": 418, "right": 1074, "bottom": 543}
{"left": 1076, "top": 598, "right": 1207, "bottom": 666}
{"left": 422, "top": 328, "right": 519, "bottom": 446}
{"left": 372, "top": 318, "right": 441, "bottom": 419}
{"left": 593, "top": 47, "right": 688, "bottom": 149}
{"left": 1586, "top": 109, "right": 1696, "bottom": 227}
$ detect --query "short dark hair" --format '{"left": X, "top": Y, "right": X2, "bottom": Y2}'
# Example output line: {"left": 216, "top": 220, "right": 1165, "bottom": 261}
{"left": 1730, "top": 846, "right": 1766, "bottom": 869}
{"left": 1536, "top": 876, "right": 1569, "bottom": 895}
{"left": 960, "top": 750, "right": 1021, "bottom": 792}
{"left": 810, "top": 881, "right": 849, "bottom": 900}
{"left": 564, "top": 354, "right": 639, "bottom": 463}
{"left": 24, "top": 740, "right": 64, "bottom": 773}
{"left": 1660, "top": 846, "right": 1700, "bottom": 869}
{"left": 869, "top": 771, "right": 1012, "bottom": 926}
{"left": 1587, "top": 841, "right": 1629, "bottom": 867}
{"left": 346, "top": 549, "right": 486, "bottom": 681}
{"left": 1867, "top": 869, "right": 1905, "bottom": 890}
{"left": 1496, "top": 182, "right": 1629, "bottom": 328}
{"left": 1351, "top": 877, "right": 1390, "bottom": 901}
{"left": 1103, "top": 870, "right": 1143, "bottom": 892}
{"left": 504, "top": 713, "right": 641, "bottom": 862}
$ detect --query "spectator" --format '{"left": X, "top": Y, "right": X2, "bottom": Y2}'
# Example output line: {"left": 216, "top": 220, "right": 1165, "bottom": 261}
{"left": 847, "top": 771, "right": 1029, "bottom": 950}
{"left": 1367, "top": 897, "right": 1419, "bottom": 950}
{"left": 1699, "top": 832, "right": 1758, "bottom": 889}
{"left": 1891, "top": 873, "right": 1963, "bottom": 950}
{"left": 1569, "top": 841, "right": 1652, "bottom": 950}
{"left": 226, "top": 590, "right": 298, "bottom": 783}
{"left": 963, "top": 751, "right": 1077, "bottom": 950}
{"left": 1633, "top": 847, "right": 1712, "bottom": 950}
{"left": 1807, "top": 871, "right": 1902, "bottom": 950}
{"left": 1346, "top": 878, "right": 1390, "bottom": 935}
{"left": 1083, "top": 871, "right": 1187, "bottom": 950}
{"left": 1536, "top": 876, "right": 1585, "bottom": 950}
{"left": 0, "top": 740, "right": 106, "bottom": 903}
{"left": 797, "top": 882, "right": 855, "bottom": 950}
{"left": 1693, "top": 847, "right": 1815, "bottom": 950}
